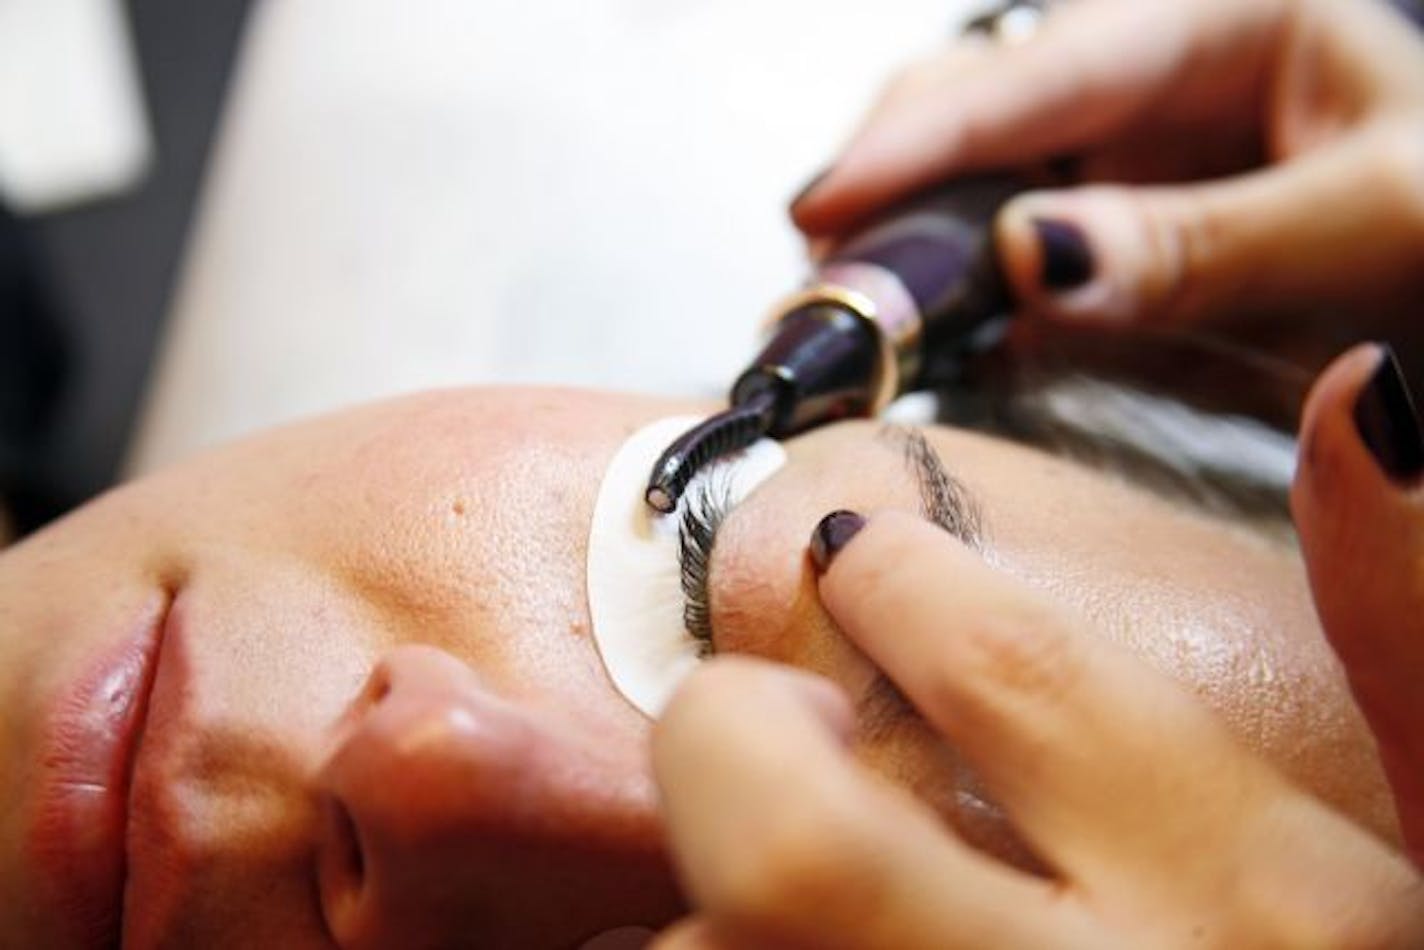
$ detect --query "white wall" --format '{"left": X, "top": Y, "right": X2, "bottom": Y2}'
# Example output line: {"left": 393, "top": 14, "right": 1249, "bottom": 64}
{"left": 129, "top": 0, "right": 983, "bottom": 473}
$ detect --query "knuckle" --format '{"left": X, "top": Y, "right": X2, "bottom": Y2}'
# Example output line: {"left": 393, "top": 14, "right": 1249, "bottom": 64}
{"left": 941, "top": 599, "right": 1083, "bottom": 715}
{"left": 1137, "top": 190, "right": 1223, "bottom": 320}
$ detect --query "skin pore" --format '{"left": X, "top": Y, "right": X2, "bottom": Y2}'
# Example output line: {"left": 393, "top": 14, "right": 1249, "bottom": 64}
{"left": 0, "top": 386, "right": 1396, "bottom": 948}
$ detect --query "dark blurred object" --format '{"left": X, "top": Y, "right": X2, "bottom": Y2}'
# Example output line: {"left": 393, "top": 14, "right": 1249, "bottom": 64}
{"left": 23, "top": 0, "right": 252, "bottom": 530}
{"left": 954, "top": 318, "right": 1313, "bottom": 435}
{"left": 1389, "top": 0, "right": 1424, "bottom": 29}
{"left": 0, "top": 205, "right": 72, "bottom": 533}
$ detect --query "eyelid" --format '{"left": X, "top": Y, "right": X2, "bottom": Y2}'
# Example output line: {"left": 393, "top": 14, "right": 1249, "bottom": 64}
{"left": 670, "top": 436, "right": 788, "bottom": 652}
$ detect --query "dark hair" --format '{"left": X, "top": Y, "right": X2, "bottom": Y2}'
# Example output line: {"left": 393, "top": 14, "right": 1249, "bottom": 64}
{"left": 937, "top": 323, "right": 1309, "bottom": 534}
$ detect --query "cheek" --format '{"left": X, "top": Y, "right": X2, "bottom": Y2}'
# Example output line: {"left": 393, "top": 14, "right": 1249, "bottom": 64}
{"left": 991, "top": 514, "right": 1402, "bottom": 844}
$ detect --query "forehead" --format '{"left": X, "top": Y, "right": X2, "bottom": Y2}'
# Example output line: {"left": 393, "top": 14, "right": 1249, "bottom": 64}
{"left": 888, "top": 424, "right": 1321, "bottom": 689}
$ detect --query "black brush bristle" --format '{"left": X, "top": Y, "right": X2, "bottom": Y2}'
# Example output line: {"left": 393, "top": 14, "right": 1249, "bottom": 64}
{"left": 645, "top": 391, "right": 776, "bottom": 513}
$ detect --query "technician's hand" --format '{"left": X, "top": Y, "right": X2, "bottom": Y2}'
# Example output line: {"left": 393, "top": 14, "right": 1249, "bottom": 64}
{"left": 792, "top": 0, "right": 1424, "bottom": 330}
{"left": 1294, "top": 342, "right": 1424, "bottom": 869}
{"left": 650, "top": 509, "right": 1424, "bottom": 948}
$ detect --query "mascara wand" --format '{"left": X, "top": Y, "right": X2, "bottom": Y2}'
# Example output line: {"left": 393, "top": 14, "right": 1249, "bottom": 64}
{"left": 644, "top": 174, "right": 1023, "bottom": 515}
{"left": 645, "top": 392, "right": 776, "bottom": 514}
{"left": 644, "top": 1, "right": 1069, "bottom": 514}
{"left": 644, "top": 297, "right": 884, "bottom": 513}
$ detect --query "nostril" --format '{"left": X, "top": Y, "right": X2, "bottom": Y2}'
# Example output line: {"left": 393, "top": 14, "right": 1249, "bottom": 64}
{"left": 317, "top": 793, "right": 368, "bottom": 936}
{"left": 366, "top": 666, "right": 392, "bottom": 706}
{"left": 327, "top": 796, "right": 365, "bottom": 887}
{"left": 341, "top": 665, "right": 393, "bottom": 727}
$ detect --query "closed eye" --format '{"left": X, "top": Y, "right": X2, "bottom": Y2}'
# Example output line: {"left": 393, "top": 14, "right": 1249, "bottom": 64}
{"left": 677, "top": 476, "right": 732, "bottom": 654}
{"left": 675, "top": 425, "right": 985, "bottom": 653}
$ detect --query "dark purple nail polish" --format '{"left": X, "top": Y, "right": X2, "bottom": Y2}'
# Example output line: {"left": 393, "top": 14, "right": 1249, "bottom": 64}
{"left": 1033, "top": 217, "right": 1094, "bottom": 290}
{"left": 789, "top": 168, "right": 834, "bottom": 216}
{"left": 1354, "top": 344, "right": 1424, "bottom": 482}
{"left": 810, "top": 510, "right": 865, "bottom": 574}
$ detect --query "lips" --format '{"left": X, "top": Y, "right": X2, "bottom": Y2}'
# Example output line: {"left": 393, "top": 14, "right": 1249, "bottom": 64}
{"left": 25, "top": 591, "right": 171, "bottom": 946}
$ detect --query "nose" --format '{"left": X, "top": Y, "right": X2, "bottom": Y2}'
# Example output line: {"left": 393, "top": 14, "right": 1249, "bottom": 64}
{"left": 315, "top": 645, "right": 682, "bottom": 949}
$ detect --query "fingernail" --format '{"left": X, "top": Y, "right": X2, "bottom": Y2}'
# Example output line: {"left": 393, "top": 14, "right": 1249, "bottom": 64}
{"left": 1033, "top": 217, "right": 1094, "bottom": 290}
{"left": 809, "top": 510, "right": 865, "bottom": 574}
{"left": 789, "top": 168, "right": 834, "bottom": 216}
{"left": 1354, "top": 344, "right": 1424, "bottom": 482}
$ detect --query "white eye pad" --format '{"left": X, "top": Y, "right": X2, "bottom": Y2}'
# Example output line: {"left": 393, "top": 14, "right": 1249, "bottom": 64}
{"left": 586, "top": 415, "right": 786, "bottom": 718}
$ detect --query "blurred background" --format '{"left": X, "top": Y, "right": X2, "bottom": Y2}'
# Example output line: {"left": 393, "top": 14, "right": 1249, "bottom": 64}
{"left": 2, "top": 0, "right": 249, "bottom": 532}
{"left": 1, "top": 0, "right": 984, "bottom": 536}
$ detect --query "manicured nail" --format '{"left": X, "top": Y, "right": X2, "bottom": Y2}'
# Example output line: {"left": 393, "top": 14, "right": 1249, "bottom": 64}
{"left": 789, "top": 168, "right": 834, "bottom": 216}
{"left": 1354, "top": 344, "right": 1424, "bottom": 482}
{"left": 809, "top": 510, "right": 865, "bottom": 574}
{"left": 1032, "top": 217, "right": 1094, "bottom": 290}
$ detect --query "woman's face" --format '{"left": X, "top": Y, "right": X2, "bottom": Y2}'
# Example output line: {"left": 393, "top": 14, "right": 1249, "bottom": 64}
{"left": 0, "top": 388, "right": 1394, "bottom": 948}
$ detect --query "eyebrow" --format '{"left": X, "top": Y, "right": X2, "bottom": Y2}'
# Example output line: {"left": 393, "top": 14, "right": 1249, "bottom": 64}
{"left": 856, "top": 426, "right": 984, "bottom": 741}
{"left": 876, "top": 425, "right": 983, "bottom": 549}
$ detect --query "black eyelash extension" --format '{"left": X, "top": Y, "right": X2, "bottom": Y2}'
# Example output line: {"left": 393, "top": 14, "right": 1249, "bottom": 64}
{"left": 677, "top": 475, "right": 733, "bottom": 656}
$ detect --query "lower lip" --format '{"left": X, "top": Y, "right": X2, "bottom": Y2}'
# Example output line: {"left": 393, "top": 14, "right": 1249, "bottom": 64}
{"left": 25, "top": 592, "right": 170, "bottom": 946}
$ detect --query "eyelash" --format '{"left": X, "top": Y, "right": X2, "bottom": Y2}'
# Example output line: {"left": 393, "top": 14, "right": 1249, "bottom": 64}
{"left": 677, "top": 476, "right": 732, "bottom": 656}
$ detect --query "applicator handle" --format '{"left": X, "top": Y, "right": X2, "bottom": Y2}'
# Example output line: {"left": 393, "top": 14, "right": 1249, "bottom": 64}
{"left": 738, "top": 175, "right": 1023, "bottom": 436}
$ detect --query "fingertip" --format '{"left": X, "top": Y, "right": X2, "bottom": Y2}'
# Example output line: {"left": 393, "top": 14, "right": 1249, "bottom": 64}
{"left": 996, "top": 192, "right": 1117, "bottom": 324}
{"left": 813, "top": 509, "right": 974, "bottom": 637}
{"left": 1292, "top": 346, "right": 1424, "bottom": 857}
{"left": 789, "top": 109, "right": 977, "bottom": 237}
{"left": 1354, "top": 345, "right": 1424, "bottom": 484}
{"left": 995, "top": 196, "right": 1048, "bottom": 307}
{"left": 1291, "top": 343, "right": 1424, "bottom": 609}
{"left": 808, "top": 509, "right": 866, "bottom": 574}
{"left": 787, "top": 157, "right": 890, "bottom": 236}
{"left": 1293, "top": 343, "right": 1407, "bottom": 517}
{"left": 786, "top": 162, "right": 894, "bottom": 238}
{"left": 809, "top": 508, "right": 940, "bottom": 581}
{"left": 1291, "top": 343, "right": 1424, "bottom": 672}
{"left": 787, "top": 167, "right": 836, "bottom": 231}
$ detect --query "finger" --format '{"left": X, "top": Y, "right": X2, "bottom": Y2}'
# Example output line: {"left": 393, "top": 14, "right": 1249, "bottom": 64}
{"left": 1292, "top": 343, "right": 1424, "bottom": 866}
{"left": 814, "top": 510, "right": 1295, "bottom": 885}
{"left": 652, "top": 658, "right": 1096, "bottom": 949}
{"left": 992, "top": 127, "right": 1424, "bottom": 326}
{"left": 791, "top": 0, "right": 1271, "bottom": 235}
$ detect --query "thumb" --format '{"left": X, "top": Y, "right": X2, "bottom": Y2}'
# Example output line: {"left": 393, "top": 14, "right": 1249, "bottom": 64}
{"left": 1292, "top": 342, "right": 1424, "bottom": 868}
{"left": 995, "top": 132, "right": 1424, "bottom": 326}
